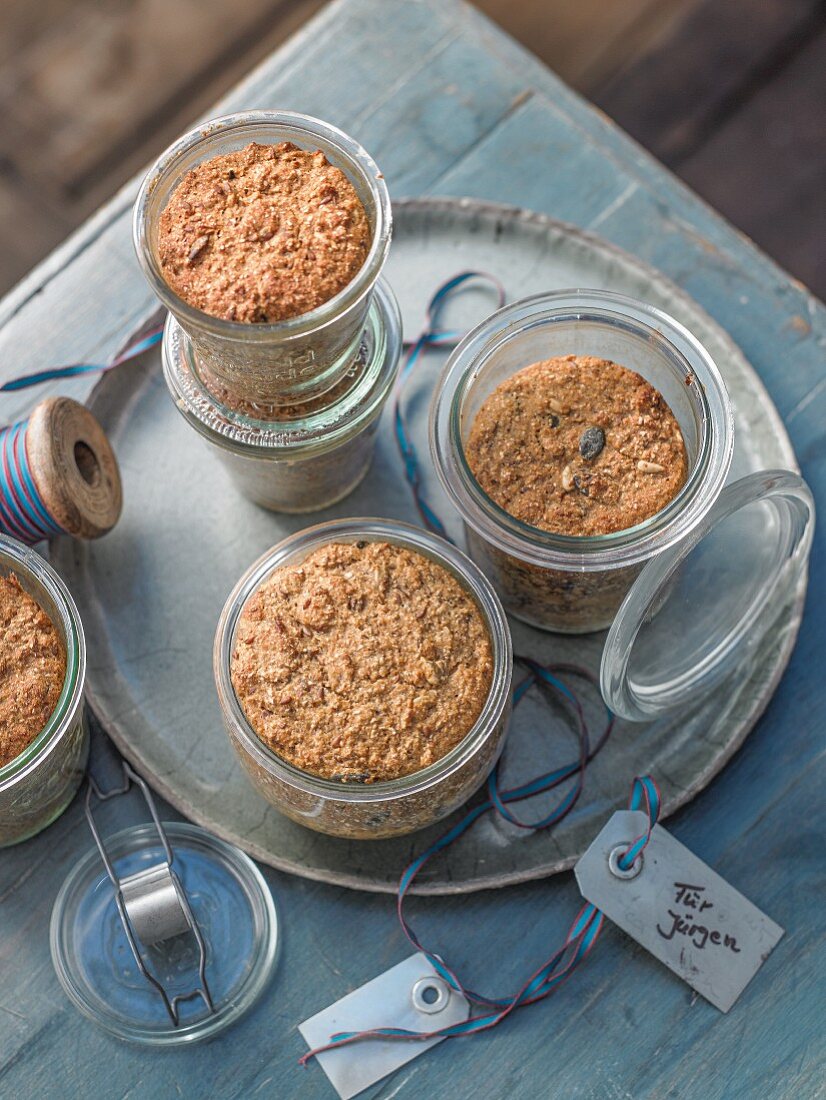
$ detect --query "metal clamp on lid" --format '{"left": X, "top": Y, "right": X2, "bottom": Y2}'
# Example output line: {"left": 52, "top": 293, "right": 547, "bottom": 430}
{"left": 85, "top": 761, "right": 215, "bottom": 1025}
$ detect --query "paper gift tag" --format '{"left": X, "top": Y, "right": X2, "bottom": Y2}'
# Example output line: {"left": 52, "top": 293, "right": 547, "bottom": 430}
{"left": 575, "top": 811, "right": 783, "bottom": 1012}
{"left": 300, "top": 953, "right": 470, "bottom": 1099}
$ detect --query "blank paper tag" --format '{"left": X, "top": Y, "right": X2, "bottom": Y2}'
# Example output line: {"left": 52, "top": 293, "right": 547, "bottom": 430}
{"left": 299, "top": 953, "right": 470, "bottom": 1099}
{"left": 575, "top": 811, "right": 783, "bottom": 1012}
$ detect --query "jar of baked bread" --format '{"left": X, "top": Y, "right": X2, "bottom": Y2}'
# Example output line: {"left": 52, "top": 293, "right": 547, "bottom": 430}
{"left": 134, "top": 110, "right": 392, "bottom": 408}
{"left": 431, "top": 290, "right": 734, "bottom": 635}
{"left": 0, "top": 536, "right": 88, "bottom": 846}
{"left": 214, "top": 519, "right": 512, "bottom": 838}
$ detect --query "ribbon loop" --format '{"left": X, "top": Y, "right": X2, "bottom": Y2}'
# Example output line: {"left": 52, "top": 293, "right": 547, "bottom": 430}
{"left": 617, "top": 775, "right": 662, "bottom": 870}
{"left": 0, "top": 313, "right": 164, "bottom": 395}
{"left": 392, "top": 271, "right": 505, "bottom": 539}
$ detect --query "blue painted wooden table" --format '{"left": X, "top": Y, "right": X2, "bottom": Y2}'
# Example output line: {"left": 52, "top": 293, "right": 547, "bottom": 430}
{"left": 0, "top": 1, "right": 823, "bottom": 1096}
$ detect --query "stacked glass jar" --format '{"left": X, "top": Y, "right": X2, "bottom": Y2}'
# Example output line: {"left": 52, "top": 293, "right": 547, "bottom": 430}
{"left": 134, "top": 111, "right": 399, "bottom": 513}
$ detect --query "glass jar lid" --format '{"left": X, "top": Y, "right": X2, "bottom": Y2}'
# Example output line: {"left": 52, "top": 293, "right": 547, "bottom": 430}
{"left": 163, "top": 277, "right": 401, "bottom": 458}
{"left": 601, "top": 470, "right": 815, "bottom": 721}
{"left": 50, "top": 822, "right": 278, "bottom": 1045}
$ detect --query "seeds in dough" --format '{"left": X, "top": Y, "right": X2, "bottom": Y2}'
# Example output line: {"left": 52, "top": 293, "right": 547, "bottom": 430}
{"left": 579, "top": 426, "right": 605, "bottom": 460}
{"left": 465, "top": 355, "right": 688, "bottom": 537}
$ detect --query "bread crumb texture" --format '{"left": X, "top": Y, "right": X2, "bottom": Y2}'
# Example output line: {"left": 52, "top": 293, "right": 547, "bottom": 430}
{"left": 466, "top": 356, "right": 688, "bottom": 536}
{"left": 0, "top": 574, "right": 66, "bottom": 768}
{"left": 231, "top": 541, "right": 494, "bottom": 782}
{"left": 159, "top": 141, "right": 371, "bottom": 323}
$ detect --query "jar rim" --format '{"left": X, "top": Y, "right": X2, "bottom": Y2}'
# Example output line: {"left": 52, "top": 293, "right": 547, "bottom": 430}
{"left": 430, "top": 289, "right": 734, "bottom": 572}
{"left": 133, "top": 110, "right": 392, "bottom": 341}
{"left": 0, "top": 536, "right": 86, "bottom": 787}
{"left": 213, "top": 518, "right": 513, "bottom": 803}
{"left": 163, "top": 278, "right": 402, "bottom": 456}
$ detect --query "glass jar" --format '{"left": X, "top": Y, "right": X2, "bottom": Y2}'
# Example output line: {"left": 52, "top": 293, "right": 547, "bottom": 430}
{"left": 213, "top": 519, "right": 513, "bottom": 839}
{"left": 431, "top": 290, "right": 734, "bottom": 633}
{"left": 0, "top": 536, "right": 88, "bottom": 846}
{"left": 163, "top": 279, "right": 401, "bottom": 513}
{"left": 133, "top": 110, "right": 392, "bottom": 407}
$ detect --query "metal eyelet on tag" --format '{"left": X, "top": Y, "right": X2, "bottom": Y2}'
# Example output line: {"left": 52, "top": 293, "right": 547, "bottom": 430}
{"left": 608, "top": 844, "right": 643, "bottom": 880}
{"left": 411, "top": 975, "right": 452, "bottom": 1014}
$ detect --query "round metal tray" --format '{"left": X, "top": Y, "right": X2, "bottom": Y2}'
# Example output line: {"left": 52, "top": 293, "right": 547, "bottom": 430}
{"left": 51, "top": 198, "right": 804, "bottom": 894}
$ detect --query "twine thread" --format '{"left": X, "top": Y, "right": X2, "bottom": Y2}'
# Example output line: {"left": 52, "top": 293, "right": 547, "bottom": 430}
{"left": 392, "top": 271, "right": 505, "bottom": 539}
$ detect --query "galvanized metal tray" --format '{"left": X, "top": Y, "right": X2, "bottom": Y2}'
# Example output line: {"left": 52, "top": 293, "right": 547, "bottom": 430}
{"left": 51, "top": 198, "right": 804, "bottom": 894}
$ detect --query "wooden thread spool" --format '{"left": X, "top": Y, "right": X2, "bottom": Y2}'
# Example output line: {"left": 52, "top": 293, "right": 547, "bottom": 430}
{"left": 23, "top": 397, "right": 122, "bottom": 540}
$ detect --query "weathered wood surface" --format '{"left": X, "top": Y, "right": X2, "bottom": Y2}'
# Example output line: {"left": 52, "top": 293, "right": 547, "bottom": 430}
{"left": 0, "top": 1, "right": 824, "bottom": 1097}
{"left": 593, "top": 0, "right": 826, "bottom": 296}
{"left": 0, "top": 0, "right": 327, "bottom": 283}
{"left": 2, "top": 0, "right": 673, "bottom": 293}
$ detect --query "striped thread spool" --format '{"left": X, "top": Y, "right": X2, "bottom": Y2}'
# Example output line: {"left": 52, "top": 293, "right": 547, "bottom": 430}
{"left": 0, "top": 397, "right": 122, "bottom": 544}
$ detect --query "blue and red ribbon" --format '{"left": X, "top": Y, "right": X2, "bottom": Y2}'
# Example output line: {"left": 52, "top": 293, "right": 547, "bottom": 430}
{"left": 301, "top": 755, "right": 662, "bottom": 1062}
{"left": 392, "top": 271, "right": 505, "bottom": 539}
{"left": 300, "top": 768, "right": 661, "bottom": 1063}
{"left": 0, "top": 419, "right": 64, "bottom": 542}
{"left": 301, "top": 273, "right": 662, "bottom": 1068}
{"left": 618, "top": 775, "right": 661, "bottom": 871}
{"left": 0, "top": 311, "right": 164, "bottom": 394}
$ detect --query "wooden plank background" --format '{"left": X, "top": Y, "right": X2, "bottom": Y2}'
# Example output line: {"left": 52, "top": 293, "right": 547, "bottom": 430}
{"left": 0, "top": 0, "right": 823, "bottom": 298}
